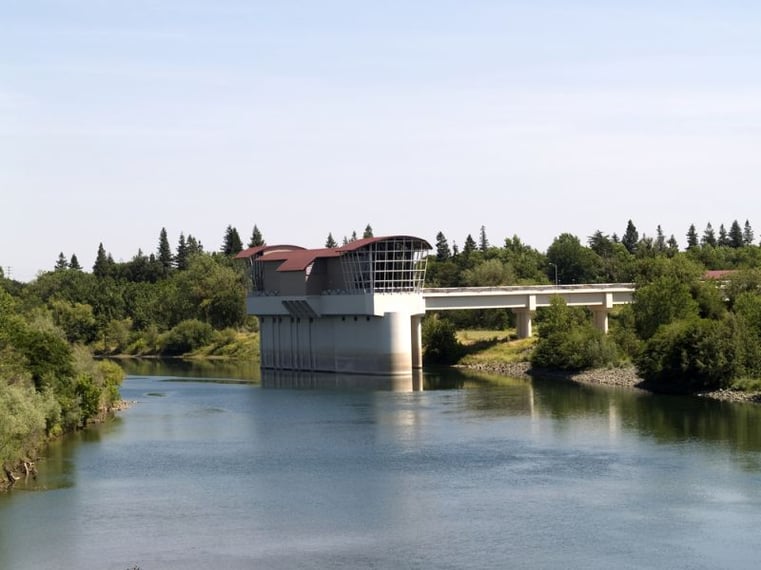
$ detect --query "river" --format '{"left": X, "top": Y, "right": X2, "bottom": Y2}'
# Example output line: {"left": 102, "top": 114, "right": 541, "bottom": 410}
{"left": 1, "top": 361, "right": 761, "bottom": 569}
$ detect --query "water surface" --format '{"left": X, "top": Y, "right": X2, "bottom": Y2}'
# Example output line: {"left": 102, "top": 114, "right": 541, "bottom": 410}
{"left": 1, "top": 363, "right": 761, "bottom": 569}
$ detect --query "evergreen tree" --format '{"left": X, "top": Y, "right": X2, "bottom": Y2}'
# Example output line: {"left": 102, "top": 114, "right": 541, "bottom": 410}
{"left": 686, "top": 224, "right": 699, "bottom": 249}
{"left": 743, "top": 219, "right": 754, "bottom": 246}
{"left": 342, "top": 236, "right": 349, "bottom": 246}
{"left": 452, "top": 241, "right": 459, "bottom": 256}
{"left": 176, "top": 233, "right": 189, "bottom": 270}
{"left": 718, "top": 224, "right": 729, "bottom": 247}
{"left": 622, "top": 220, "right": 639, "bottom": 254}
{"left": 729, "top": 220, "right": 744, "bottom": 248}
{"left": 221, "top": 225, "right": 243, "bottom": 256}
{"left": 93, "top": 243, "right": 110, "bottom": 278}
{"left": 363, "top": 224, "right": 374, "bottom": 239}
{"left": 325, "top": 233, "right": 338, "bottom": 248}
{"left": 248, "top": 225, "right": 265, "bottom": 248}
{"left": 655, "top": 225, "right": 666, "bottom": 252}
{"left": 701, "top": 223, "right": 717, "bottom": 247}
{"left": 463, "top": 234, "right": 477, "bottom": 257}
{"left": 666, "top": 235, "right": 679, "bottom": 255}
{"left": 186, "top": 234, "right": 203, "bottom": 255}
{"left": 435, "top": 232, "right": 451, "bottom": 261}
{"left": 69, "top": 253, "right": 81, "bottom": 271}
{"left": 588, "top": 230, "right": 615, "bottom": 257}
{"left": 54, "top": 252, "right": 69, "bottom": 271}
{"left": 479, "top": 225, "right": 489, "bottom": 252}
{"left": 158, "top": 227, "right": 173, "bottom": 271}
{"left": 351, "top": 230, "right": 358, "bottom": 242}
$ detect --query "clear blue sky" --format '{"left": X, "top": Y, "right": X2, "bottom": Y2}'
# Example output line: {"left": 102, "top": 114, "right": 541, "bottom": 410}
{"left": 3, "top": 1, "right": 760, "bottom": 281}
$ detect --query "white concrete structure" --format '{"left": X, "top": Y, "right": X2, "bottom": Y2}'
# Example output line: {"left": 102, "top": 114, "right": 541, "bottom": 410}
{"left": 236, "top": 236, "right": 430, "bottom": 376}
{"left": 238, "top": 238, "right": 635, "bottom": 376}
{"left": 423, "top": 284, "right": 634, "bottom": 338}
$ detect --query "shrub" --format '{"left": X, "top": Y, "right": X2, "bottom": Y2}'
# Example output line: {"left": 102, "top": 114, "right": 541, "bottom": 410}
{"left": 160, "top": 319, "right": 214, "bottom": 355}
{"left": 423, "top": 315, "right": 464, "bottom": 365}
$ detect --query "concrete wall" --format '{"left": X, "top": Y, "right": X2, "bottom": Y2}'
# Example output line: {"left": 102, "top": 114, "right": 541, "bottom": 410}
{"left": 258, "top": 311, "right": 420, "bottom": 375}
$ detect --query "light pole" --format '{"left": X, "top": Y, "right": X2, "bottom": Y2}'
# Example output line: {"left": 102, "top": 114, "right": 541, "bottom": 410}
{"left": 549, "top": 262, "right": 558, "bottom": 286}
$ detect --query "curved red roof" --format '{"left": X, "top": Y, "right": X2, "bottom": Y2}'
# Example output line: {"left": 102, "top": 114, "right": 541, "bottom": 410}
{"left": 235, "top": 244, "right": 305, "bottom": 260}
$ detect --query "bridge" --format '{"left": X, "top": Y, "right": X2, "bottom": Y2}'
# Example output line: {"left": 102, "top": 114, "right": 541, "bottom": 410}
{"left": 236, "top": 236, "right": 635, "bottom": 377}
{"left": 423, "top": 284, "right": 634, "bottom": 338}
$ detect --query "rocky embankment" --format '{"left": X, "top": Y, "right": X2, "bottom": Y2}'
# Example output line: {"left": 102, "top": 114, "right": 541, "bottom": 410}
{"left": 462, "top": 361, "right": 761, "bottom": 403}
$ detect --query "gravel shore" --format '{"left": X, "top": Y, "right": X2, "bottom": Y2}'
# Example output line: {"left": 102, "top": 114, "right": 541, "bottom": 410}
{"left": 462, "top": 361, "right": 761, "bottom": 404}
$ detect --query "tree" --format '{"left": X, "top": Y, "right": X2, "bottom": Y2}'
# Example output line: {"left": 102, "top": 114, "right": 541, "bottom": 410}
{"left": 666, "top": 235, "right": 679, "bottom": 256}
{"left": 686, "top": 224, "right": 698, "bottom": 249}
{"left": 479, "top": 225, "right": 489, "bottom": 252}
{"left": 463, "top": 234, "right": 477, "bottom": 257}
{"left": 158, "top": 227, "right": 173, "bottom": 271}
{"left": 622, "top": 220, "right": 639, "bottom": 254}
{"left": 54, "top": 252, "right": 69, "bottom": 271}
{"left": 248, "top": 225, "right": 265, "bottom": 248}
{"left": 655, "top": 225, "right": 666, "bottom": 252}
{"left": 451, "top": 241, "right": 459, "bottom": 257}
{"left": 718, "top": 224, "right": 729, "bottom": 247}
{"left": 435, "top": 232, "right": 451, "bottom": 261}
{"left": 175, "top": 233, "right": 189, "bottom": 270}
{"left": 325, "top": 233, "right": 338, "bottom": 248}
{"left": 350, "top": 230, "right": 358, "bottom": 242}
{"left": 69, "top": 254, "right": 81, "bottom": 271}
{"left": 729, "top": 220, "right": 744, "bottom": 248}
{"left": 186, "top": 234, "right": 203, "bottom": 255}
{"left": 221, "top": 225, "right": 243, "bottom": 256}
{"left": 363, "top": 224, "right": 373, "bottom": 239}
{"left": 546, "top": 233, "right": 603, "bottom": 284}
{"left": 701, "top": 223, "right": 717, "bottom": 247}
{"left": 743, "top": 219, "right": 754, "bottom": 246}
{"left": 93, "top": 243, "right": 112, "bottom": 279}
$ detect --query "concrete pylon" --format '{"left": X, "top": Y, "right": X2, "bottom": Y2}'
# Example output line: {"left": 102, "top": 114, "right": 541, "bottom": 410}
{"left": 512, "top": 308, "right": 534, "bottom": 338}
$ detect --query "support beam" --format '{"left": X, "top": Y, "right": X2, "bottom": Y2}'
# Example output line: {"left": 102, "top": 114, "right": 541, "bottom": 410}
{"left": 512, "top": 309, "right": 534, "bottom": 339}
{"left": 411, "top": 315, "right": 423, "bottom": 369}
{"left": 592, "top": 308, "right": 609, "bottom": 334}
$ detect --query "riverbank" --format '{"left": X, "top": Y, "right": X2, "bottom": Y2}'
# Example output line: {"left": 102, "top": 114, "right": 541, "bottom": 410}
{"left": 461, "top": 361, "right": 761, "bottom": 404}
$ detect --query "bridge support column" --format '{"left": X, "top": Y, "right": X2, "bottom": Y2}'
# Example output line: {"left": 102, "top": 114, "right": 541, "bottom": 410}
{"left": 512, "top": 309, "right": 534, "bottom": 339}
{"left": 592, "top": 309, "right": 609, "bottom": 334}
{"left": 411, "top": 315, "right": 423, "bottom": 369}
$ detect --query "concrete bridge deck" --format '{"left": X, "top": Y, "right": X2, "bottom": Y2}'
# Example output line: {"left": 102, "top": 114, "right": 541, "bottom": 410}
{"left": 423, "top": 283, "right": 635, "bottom": 337}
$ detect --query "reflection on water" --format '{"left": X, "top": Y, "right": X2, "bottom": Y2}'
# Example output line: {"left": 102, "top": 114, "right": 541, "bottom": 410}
{"left": 114, "top": 357, "right": 262, "bottom": 381}
{"left": 261, "top": 369, "right": 424, "bottom": 391}
{"left": 3, "top": 361, "right": 761, "bottom": 570}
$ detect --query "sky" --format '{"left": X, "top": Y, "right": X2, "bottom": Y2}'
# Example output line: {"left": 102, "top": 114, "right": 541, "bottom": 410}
{"left": 2, "top": 0, "right": 761, "bottom": 281}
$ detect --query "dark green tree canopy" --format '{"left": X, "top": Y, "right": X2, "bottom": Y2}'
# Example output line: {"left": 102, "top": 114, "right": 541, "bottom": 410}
{"left": 221, "top": 225, "right": 243, "bottom": 256}
{"left": 479, "top": 226, "right": 489, "bottom": 252}
{"left": 463, "top": 234, "right": 477, "bottom": 257}
{"left": 248, "top": 225, "right": 265, "bottom": 248}
{"left": 701, "top": 223, "right": 716, "bottom": 247}
{"left": 69, "top": 253, "right": 81, "bottom": 271}
{"left": 55, "top": 252, "right": 69, "bottom": 271}
{"left": 435, "top": 232, "right": 451, "bottom": 261}
{"left": 363, "top": 224, "right": 373, "bottom": 239}
{"left": 325, "top": 233, "right": 338, "bottom": 248}
{"left": 622, "top": 220, "right": 639, "bottom": 254}
{"left": 158, "top": 227, "right": 173, "bottom": 271}
{"left": 729, "top": 220, "right": 744, "bottom": 248}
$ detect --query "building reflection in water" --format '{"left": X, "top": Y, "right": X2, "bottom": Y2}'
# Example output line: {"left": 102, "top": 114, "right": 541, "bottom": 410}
{"left": 261, "top": 369, "right": 424, "bottom": 392}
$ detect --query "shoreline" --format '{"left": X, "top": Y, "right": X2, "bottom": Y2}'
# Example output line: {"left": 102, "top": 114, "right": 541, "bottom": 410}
{"left": 460, "top": 361, "right": 761, "bottom": 404}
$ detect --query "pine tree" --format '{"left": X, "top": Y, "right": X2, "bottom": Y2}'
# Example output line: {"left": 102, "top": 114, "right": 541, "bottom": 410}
{"left": 176, "top": 232, "right": 189, "bottom": 270}
{"left": 158, "top": 227, "right": 173, "bottom": 271}
{"left": 479, "top": 225, "right": 489, "bottom": 252}
{"left": 452, "top": 241, "right": 459, "bottom": 256}
{"left": 686, "top": 224, "right": 699, "bottom": 249}
{"left": 54, "top": 252, "right": 69, "bottom": 271}
{"left": 463, "top": 234, "right": 476, "bottom": 256}
{"left": 363, "top": 224, "right": 374, "bottom": 239}
{"left": 701, "top": 223, "right": 717, "bottom": 247}
{"left": 729, "top": 220, "right": 744, "bottom": 248}
{"left": 248, "top": 225, "right": 265, "bottom": 248}
{"left": 743, "top": 219, "right": 754, "bottom": 246}
{"left": 93, "top": 243, "right": 110, "bottom": 278}
{"left": 435, "top": 232, "right": 451, "bottom": 261}
{"left": 350, "top": 230, "right": 358, "bottom": 242}
{"left": 655, "top": 225, "right": 666, "bottom": 252}
{"left": 718, "top": 224, "right": 729, "bottom": 247}
{"left": 622, "top": 220, "right": 639, "bottom": 254}
{"left": 667, "top": 235, "right": 679, "bottom": 255}
{"left": 186, "top": 234, "right": 203, "bottom": 255}
{"left": 69, "top": 253, "right": 81, "bottom": 270}
{"left": 221, "top": 225, "right": 243, "bottom": 255}
{"left": 325, "top": 233, "right": 338, "bottom": 248}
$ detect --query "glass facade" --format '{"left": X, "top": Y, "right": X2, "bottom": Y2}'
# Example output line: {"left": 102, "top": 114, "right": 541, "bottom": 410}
{"left": 340, "top": 237, "right": 428, "bottom": 293}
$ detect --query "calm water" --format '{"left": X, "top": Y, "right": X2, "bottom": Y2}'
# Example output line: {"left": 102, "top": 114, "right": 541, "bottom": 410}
{"left": 2, "top": 362, "right": 761, "bottom": 569}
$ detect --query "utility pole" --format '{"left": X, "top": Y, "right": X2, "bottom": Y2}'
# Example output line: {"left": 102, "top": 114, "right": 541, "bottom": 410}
{"left": 549, "top": 263, "right": 558, "bottom": 286}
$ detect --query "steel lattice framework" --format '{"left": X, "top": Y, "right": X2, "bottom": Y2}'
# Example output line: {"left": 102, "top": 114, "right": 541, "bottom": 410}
{"left": 340, "top": 237, "right": 428, "bottom": 293}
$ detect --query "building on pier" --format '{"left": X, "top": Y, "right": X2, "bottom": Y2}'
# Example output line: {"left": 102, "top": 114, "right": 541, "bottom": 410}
{"left": 236, "top": 236, "right": 431, "bottom": 376}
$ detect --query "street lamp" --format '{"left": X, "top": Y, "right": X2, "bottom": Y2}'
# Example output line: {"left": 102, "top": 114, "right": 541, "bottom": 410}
{"left": 549, "top": 262, "right": 558, "bottom": 286}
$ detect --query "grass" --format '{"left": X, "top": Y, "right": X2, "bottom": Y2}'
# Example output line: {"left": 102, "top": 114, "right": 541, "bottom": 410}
{"left": 730, "top": 377, "right": 761, "bottom": 393}
{"left": 456, "top": 329, "right": 537, "bottom": 365}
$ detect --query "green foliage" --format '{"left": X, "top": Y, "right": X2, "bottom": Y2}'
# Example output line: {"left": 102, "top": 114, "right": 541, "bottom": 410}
{"left": 633, "top": 277, "right": 700, "bottom": 340}
{"left": 531, "top": 297, "right": 620, "bottom": 371}
{"left": 546, "top": 233, "right": 603, "bottom": 284}
{"left": 0, "top": 382, "right": 49, "bottom": 465}
{"left": 160, "top": 319, "right": 215, "bottom": 355}
{"left": 422, "top": 315, "right": 464, "bottom": 365}
{"left": 221, "top": 225, "right": 243, "bottom": 256}
{"left": 635, "top": 317, "right": 739, "bottom": 391}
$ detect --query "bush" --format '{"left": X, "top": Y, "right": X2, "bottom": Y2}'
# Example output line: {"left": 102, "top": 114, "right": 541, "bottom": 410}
{"left": 160, "top": 319, "right": 214, "bottom": 355}
{"left": 635, "top": 317, "right": 739, "bottom": 391}
{"left": 423, "top": 315, "right": 464, "bottom": 365}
